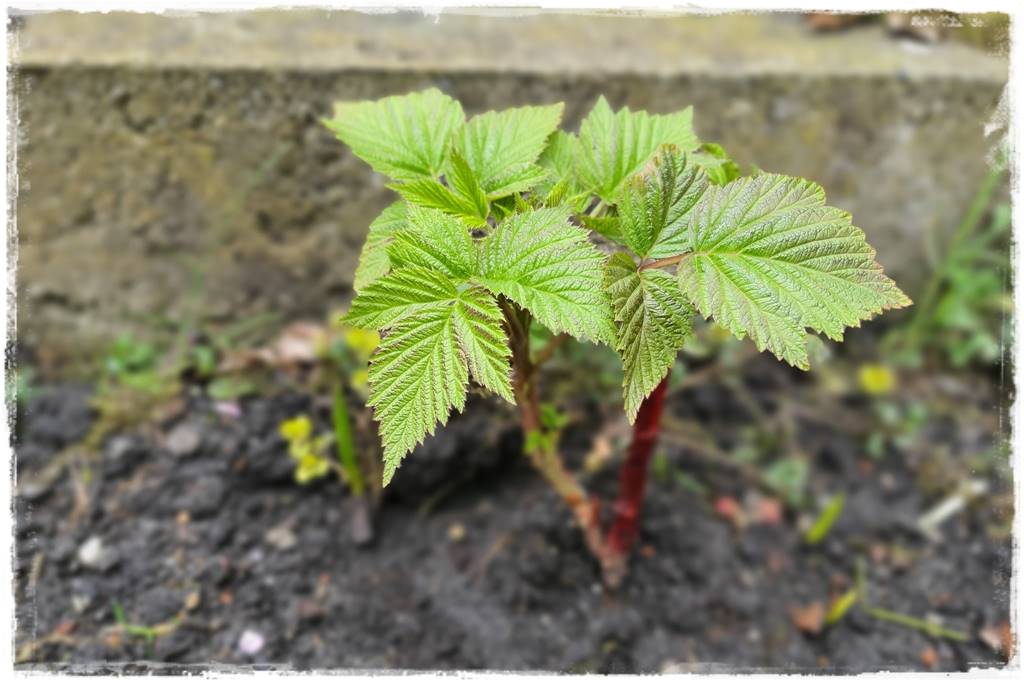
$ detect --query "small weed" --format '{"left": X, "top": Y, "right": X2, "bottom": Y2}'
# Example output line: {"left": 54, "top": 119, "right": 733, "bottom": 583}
{"left": 822, "top": 556, "right": 968, "bottom": 641}
{"left": 884, "top": 147, "right": 1009, "bottom": 369}
{"left": 804, "top": 493, "right": 845, "bottom": 545}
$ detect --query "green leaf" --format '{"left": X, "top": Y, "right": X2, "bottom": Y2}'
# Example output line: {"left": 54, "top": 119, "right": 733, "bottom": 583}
{"left": 366, "top": 286, "right": 513, "bottom": 484}
{"left": 388, "top": 206, "right": 477, "bottom": 278}
{"left": 452, "top": 286, "right": 514, "bottom": 402}
{"left": 804, "top": 493, "right": 846, "bottom": 545}
{"left": 453, "top": 103, "right": 564, "bottom": 198}
{"left": 344, "top": 266, "right": 459, "bottom": 330}
{"left": 539, "top": 131, "right": 578, "bottom": 177}
{"left": 692, "top": 142, "right": 742, "bottom": 186}
{"left": 368, "top": 305, "right": 469, "bottom": 484}
{"left": 826, "top": 589, "right": 860, "bottom": 625}
{"left": 763, "top": 457, "right": 809, "bottom": 506}
{"left": 389, "top": 152, "right": 489, "bottom": 225}
{"left": 447, "top": 150, "right": 490, "bottom": 220}
{"left": 324, "top": 88, "right": 464, "bottom": 181}
{"left": 489, "top": 195, "right": 516, "bottom": 222}
{"left": 479, "top": 206, "right": 615, "bottom": 344}
{"left": 536, "top": 130, "right": 586, "bottom": 206}
{"left": 578, "top": 96, "right": 700, "bottom": 202}
{"left": 484, "top": 164, "right": 551, "bottom": 200}
{"left": 617, "top": 146, "right": 709, "bottom": 259}
{"left": 391, "top": 179, "right": 470, "bottom": 216}
{"left": 677, "top": 174, "right": 912, "bottom": 369}
{"left": 354, "top": 202, "right": 406, "bottom": 292}
{"left": 605, "top": 253, "right": 693, "bottom": 422}
{"left": 580, "top": 214, "right": 624, "bottom": 243}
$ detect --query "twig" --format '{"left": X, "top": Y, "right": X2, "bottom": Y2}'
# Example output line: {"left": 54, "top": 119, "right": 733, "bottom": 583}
{"left": 469, "top": 532, "right": 513, "bottom": 583}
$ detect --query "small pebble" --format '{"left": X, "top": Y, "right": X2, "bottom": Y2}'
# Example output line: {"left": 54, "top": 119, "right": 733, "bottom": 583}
{"left": 77, "top": 536, "right": 117, "bottom": 572}
{"left": 265, "top": 523, "right": 297, "bottom": 550}
{"left": 447, "top": 523, "right": 466, "bottom": 543}
{"left": 71, "top": 594, "right": 92, "bottom": 614}
{"left": 214, "top": 401, "right": 242, "bottom": 419}
{"left": 165, "top": 422, "right": 202, "bottom": 457}
{"left": 105, "top": 434, "right": 138, "bottom": 462}
{"left": 238, "top": 629, "right": 265, "bottom": 655}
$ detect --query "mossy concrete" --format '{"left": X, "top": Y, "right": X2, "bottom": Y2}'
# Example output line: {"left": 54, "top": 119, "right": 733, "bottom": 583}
{"left": 9, "top": 10, "right": 1008, "bottom": 366}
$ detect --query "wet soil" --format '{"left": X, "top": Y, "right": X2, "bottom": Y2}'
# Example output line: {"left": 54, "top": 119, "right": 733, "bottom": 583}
{"left": 12, "top": 356, "right": 1013, "bottom": 672}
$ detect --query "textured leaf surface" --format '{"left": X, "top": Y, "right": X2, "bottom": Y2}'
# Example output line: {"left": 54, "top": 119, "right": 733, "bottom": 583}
{"left": 453, "top": 104, "right": 563, "bottom": 198}
{"left": 580, "top": 214, "right": 624, "bottom": 243}
{"left": 390, "top": 151, "right": 489, "bottom": 224}
{"left": 677, "top": 174, "right": 912, "bottom": 369}
{"left": 325, "top": 89, "right": 464, "bottom": 181}
{"left": 536, "top": 130, "right": 587, "bottom": 207}
{"left": 388, "top": 206, "right": 477, "bottom": 277}
{"left": 391, "top": 179, "right": 469, "bottom": 215}
{"left": 617, "top": 146, "right": 708, "bottom": 259}
{"left": 606, "top": 253, "right": 693, "bottom": 422}
{"left": 692, "top": 142, "right": 742, "bottom": 186}
{"left": 354, "top": 202, "right": 406, "bottom": 291}
{"left": 447, "top": 151, "right": 490, "bottom": 220}
{"left": 351, "top": 276, "right": 514, "bottom": 482}
{"left": 452, "top": 287, "right": 514, "bottom": 402}
{"left": 579, "top": 96, "right": 700, "bottom": 202}
{"left": 367, "top": 305, "right": 469, "bottom": 484}
{"left": 479, "top": 207, "right": 615, "bottom": 344}
{"left": 344, "top": 266, "right": 458, "bottom": 330}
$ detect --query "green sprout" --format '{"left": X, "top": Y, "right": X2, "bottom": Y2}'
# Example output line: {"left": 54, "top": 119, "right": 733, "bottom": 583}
{"left": 804, "top": 493, "right": 845, "bottom": 545}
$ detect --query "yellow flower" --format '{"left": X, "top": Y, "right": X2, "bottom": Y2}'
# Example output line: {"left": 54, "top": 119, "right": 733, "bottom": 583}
{"left": 858, "top": 363, "right": 896, "bottom": 396}
{"left": 288, "top": 439, "right": 312, "bottom": 461}
{"left": 279, "top": 415, "right": 312, "bottom": 443}
{"left": 295, "top": 452, "right": 330, "bottom": 484}
{"left": 343, "top": 327, "right": 380, "bottom": 362}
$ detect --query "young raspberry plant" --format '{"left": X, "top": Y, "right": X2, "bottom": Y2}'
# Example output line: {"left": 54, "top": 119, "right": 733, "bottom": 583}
{"left": 324, "top": 89, "right": 910, "bottom": 587}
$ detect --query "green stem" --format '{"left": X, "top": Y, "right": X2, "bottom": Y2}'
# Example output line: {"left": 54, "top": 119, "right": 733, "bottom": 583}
{"left": 332, "top": 379, "right": 365, "bottom": 496}
{"left": 502, "top": 300, "right": 608, "bottom": 566}
{"left": 867, "top": 607, "right": 968, "bottom": 642}
{"left": 639, "top": 253, "right": 688, "bottom": 271}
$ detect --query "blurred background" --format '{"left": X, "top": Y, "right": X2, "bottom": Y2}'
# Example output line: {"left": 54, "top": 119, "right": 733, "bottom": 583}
{"left": 9, "top": 9, "right": 1014, "bottom": 673}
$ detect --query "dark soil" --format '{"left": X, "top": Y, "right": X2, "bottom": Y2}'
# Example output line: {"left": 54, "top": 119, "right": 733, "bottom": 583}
{"left": 13, "top": 355, "right": 1013, "bottom": 672}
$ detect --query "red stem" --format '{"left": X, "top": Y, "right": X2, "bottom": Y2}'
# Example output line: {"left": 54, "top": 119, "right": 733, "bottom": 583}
{"left": 602, "top": 374, "right": 670, "bottom": 586}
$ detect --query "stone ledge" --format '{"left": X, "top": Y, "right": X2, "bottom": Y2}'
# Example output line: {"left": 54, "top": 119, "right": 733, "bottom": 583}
{"left": 11, "top": 9, "right": 1008, "bottom": 81}
{"left": 9, "top": 10, "right": 1009, "bottom": 367}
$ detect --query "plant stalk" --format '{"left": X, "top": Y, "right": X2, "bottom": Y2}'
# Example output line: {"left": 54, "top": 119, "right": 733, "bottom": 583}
{"left": 332, "top": 379, "right": 374, "bottom": 545}
{"left": 503, "top": 298, "right": 673, "bottom": 588}
{"left": 601, "top": 374, "right": 670, "bottom": 588}
{"left": 503, "top": 301, "right": 608, "bottom": 562}
{"left": 639, "top": 253, "right": 688, "bottom": 271}
{"left": 332, "top": 380, "right": 365, "bottom": 496}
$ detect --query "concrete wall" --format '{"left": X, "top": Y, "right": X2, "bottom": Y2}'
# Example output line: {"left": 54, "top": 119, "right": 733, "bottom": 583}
{"left": 9, "top": 10, "right": 1008, "bottom": 365}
